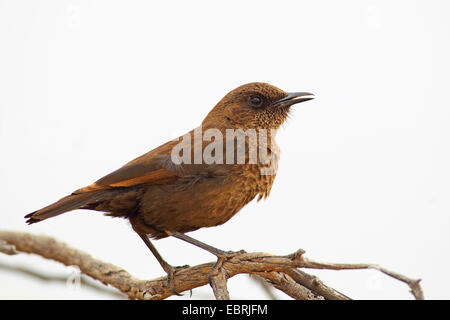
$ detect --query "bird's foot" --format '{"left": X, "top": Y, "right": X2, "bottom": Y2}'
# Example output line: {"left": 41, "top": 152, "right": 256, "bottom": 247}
{"left": 173, "top": 264, "right": 190, "bottom": 271}
{"left": 216, "top": 249, "right": 247, "bottom": 259}
{"left": 164, "top": 264, "right": 190, "bottom": 296}
{"left": 208, "top": 249, "right": 246, "bottom": 284}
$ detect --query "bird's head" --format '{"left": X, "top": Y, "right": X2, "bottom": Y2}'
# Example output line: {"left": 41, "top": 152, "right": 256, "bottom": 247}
{"left": 203, "top": 82, "right": 314, "bottom": 130}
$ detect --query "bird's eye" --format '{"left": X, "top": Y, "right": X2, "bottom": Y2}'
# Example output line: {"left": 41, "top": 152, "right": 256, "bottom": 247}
{"left": 249, "top": 96, "right": 263, "bottom": 108}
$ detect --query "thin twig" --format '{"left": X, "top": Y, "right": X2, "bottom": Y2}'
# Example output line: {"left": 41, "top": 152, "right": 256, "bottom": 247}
{"left": 0, "top": 262, "right": 126, "bottom": 298}
{"left": 251, "top": 274, "right": 278, "bottom": 300}
{"left": 299, "top": 257, "right": 424, "bottom": 300}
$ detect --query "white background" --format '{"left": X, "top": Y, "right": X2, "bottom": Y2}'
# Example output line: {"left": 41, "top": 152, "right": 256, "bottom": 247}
{"left": 1, "top": 0, "right": 449, "bottom": 299}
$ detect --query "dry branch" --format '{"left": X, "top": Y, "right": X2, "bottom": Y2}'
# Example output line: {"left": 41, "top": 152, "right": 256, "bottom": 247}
{"left": 0, "top": 239, "right": 17, "bottom": 255}
{"left": 0, "top": 230, "right": 423, "bottom": 300}
{"left": 208, "top": 259, "right": 230, "bottom": 300}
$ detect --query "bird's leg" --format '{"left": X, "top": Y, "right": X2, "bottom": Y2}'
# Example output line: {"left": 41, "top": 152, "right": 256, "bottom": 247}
{"left": 137, "top": 233, "right": 188, "bottom": 296}
{"left": 168, "top": 231, "right": 246, "bottom": 287}
{"left": 168, "top": 231, "right": 246, "bottom": 259}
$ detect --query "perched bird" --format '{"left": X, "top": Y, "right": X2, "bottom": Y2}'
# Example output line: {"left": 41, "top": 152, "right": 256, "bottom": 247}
{"left": 25, "top": 82, "right": 314, "bottom": 289}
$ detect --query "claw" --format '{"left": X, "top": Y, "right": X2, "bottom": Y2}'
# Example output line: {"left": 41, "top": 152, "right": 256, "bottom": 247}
{"left": 208, "top": 250, "right": 246, "bottom": 285}
{"left": 166, "top": 264, "right": 190, "bottom": 296}
{"left": 216, "top": 249, "right": 247, "bottom": 259}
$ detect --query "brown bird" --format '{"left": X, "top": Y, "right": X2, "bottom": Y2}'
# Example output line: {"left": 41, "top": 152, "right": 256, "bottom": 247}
{"left": 25, "top": 82, "right": 314, "bottom": 289}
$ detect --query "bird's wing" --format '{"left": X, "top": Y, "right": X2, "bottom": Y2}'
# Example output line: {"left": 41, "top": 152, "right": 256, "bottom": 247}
{"left": 73, "top": 130, "right": 234, "bottom": 194}
{"left": 73, "top": 140, "right": 183, "bottom": 194}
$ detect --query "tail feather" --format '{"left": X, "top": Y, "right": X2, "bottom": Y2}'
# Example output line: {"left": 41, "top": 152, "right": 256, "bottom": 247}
{"left": 25, "top": 192, "right": 102, "bottom": 224}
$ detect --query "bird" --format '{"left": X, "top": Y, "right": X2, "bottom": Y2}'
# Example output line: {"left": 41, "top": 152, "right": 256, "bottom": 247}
{"left": 25, "top": 82, "right": 314, "bottom": 290}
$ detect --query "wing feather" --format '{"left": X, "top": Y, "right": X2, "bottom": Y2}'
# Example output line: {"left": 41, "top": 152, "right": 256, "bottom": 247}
{"left": 73, "top": 143, "right": 181, "bottom": 194}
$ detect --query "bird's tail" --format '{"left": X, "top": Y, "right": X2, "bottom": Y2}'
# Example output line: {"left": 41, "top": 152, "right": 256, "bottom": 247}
{"left": 25, "top": 192, "right": 101, "bottom": 224}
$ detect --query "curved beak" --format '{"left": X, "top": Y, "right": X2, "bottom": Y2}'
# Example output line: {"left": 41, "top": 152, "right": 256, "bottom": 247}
{"left": 275, "top": 92, "right": 314, "bottom": 108}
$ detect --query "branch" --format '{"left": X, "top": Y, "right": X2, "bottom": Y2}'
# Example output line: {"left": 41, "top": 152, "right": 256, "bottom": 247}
{"left": 0, "top": 230, "right": 423, "bottom": 300}
{"left": 0, "top": 262, "right": 126, "bottom": 298}
{"left": 0, "top": 239, "right": 17, "bottom": 255}
{"left": 208, "top": 260, "right": 230, "bottom": 300}
{"left": 251, "top": 274, "right": 279, "bottom": 300}
{"left": 254, "top": 271, "right": 324, "bottom": 300}
{"left": 298, "top": 256, "right": 424, "bottom": 300}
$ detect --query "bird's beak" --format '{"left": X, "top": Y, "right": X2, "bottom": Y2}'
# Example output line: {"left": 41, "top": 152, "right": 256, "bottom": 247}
{"left": 275, "top": 92, "right": 314, "bottom": 108}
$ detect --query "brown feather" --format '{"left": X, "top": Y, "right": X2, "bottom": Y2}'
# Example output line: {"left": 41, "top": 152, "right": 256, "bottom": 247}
{"left": 25, "top": 83, "right": 313, "bottom": 242}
